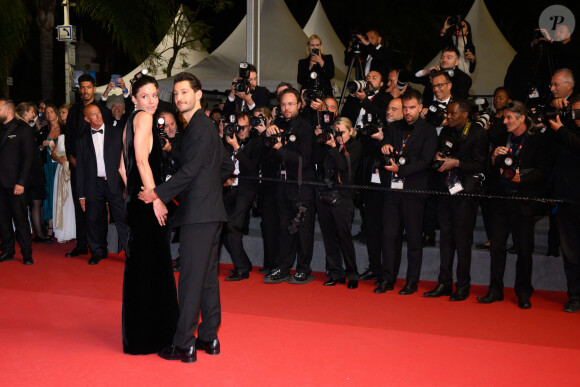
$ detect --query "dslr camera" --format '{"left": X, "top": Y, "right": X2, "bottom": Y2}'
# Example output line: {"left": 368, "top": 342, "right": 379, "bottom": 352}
{"left": 529, "top": 105, "right": 580, "bottom": 126}
{"left": 424, "top": 102, "right": 448, "bottom": 127}
{"left": 347, "top": 80, "right": 375, "bottom": 96}
{"left": 471, "top": 97, "right": 493, "bottom": 128}
{"left": 358, "top": 112, "right": 383, "bottom": 137}
{"left": 447, "top": 15, "right": 464, "bottom": 32}
{"left": 265, "top": 116, "right": 296, "bottom": 148}
{"left": 432, "top": 137, "right": 460, "bottom": 170}
{"left": 250, "top": 114, "right": 267, "bottom": 128}
{"left": 303, "top": 72, "right": 326, "bottom": 104}
{"left": 350, "top": 32, "right": 366, "bottom": 55}
{"left": 315, "top": 111, "right": 337, "bottom": 144}
{"left": 222, "top": 114, "right": 239, "bottom": 138}
{"left": 377, "top": 151, "right": 407, "bottom": 168}
{"left": 234, "top": 62, "right": 251, "bottom": 94}
{"left": 157, "top": 117, "right": 169, "bottom": 148}
{"left": 495, "top": 152, "right": 518, "bottom": 180}
{"left": 130, "top": 68, "right": 149, "bottom": 85}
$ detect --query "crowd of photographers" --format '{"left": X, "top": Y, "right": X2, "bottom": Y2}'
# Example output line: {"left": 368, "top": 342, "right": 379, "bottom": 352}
{"left": 1, "top": 16, "right": 580, "bottom": 313}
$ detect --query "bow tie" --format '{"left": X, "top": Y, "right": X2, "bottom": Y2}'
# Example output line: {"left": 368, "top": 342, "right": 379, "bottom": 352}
{"left": 91, "top": 129, "right": 103, "bottom": 135}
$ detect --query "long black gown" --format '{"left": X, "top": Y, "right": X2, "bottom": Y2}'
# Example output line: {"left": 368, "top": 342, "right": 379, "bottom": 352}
{"left": 122, "top": 110, "right": 179, "bottom": 354}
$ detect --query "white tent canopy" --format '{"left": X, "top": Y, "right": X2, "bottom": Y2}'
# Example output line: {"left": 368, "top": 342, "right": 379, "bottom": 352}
{"left": 158, "top": 0, "right": 347, "bottom": 96}
{"left": 96, "top": 7, "right": 208, "bottom": 97}
{"left": 422, "top": 0, "right": 516, "bottom": 95}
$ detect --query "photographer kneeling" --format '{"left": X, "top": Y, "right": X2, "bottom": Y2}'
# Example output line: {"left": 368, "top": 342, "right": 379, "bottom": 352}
{"left": 314, "top": 117, "right": 362, "bottom": 289}
{"left": 477, "top": 101, "right": 550, "bottom": 309}
{"left": 423, "top": 100, "right": 488, "bottom": 301}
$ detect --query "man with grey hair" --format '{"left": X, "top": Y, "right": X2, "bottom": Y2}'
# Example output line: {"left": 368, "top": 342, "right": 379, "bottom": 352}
{"left": 550, "top": 68, "right": 575, "bottom": 109}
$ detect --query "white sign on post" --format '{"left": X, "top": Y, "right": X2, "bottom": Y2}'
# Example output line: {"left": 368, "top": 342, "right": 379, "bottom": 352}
{"left": 56, "top": 25, "right": 77, "bottom": 42}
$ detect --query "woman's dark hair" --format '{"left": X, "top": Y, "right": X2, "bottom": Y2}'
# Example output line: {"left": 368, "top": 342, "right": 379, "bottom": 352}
{"left": 131, "top": 75, "right": 158, "bottom": 97}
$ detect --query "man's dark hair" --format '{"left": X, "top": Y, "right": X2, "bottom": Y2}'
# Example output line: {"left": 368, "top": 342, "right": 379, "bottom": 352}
{"left": 78, "top": 74, "right": 96, "bottom": 86}
{"left": 401, "top": 88, "right": 423, "bottom": 105}
{"left": 494, "top": 87, "right": 511, "bottom": 99}
{"left": 236, "top": 111, "right": 250, "bottom": 122}
{"left": 131, "top": 75, "right": 158, "bottom": 98}
{"left": 159, "top": 110, "right": 177, "bottom": 121}
{"left": 442, "top": 46, "right": 461, "bottom": 58}
{"left": 430, "top": 70, "right": 452, "bottom": 84}
{"left": 174, "top": 72, "right": 202, "bottom": 91}
{"left": 278, "top": 88, "right": 301, "bottom": 105}
{"left": 366, "top": 28, "right": 382, "bottom": 37}
{"left": 450, "top": 98, "right": 472, "bottom": 114}
{"left": 247, "top": 64, "right": 258, "bottom": 74}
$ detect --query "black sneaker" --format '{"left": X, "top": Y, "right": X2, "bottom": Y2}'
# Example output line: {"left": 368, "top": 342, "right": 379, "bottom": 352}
{"left": 290, "top": 272, "right": 314, "bottom": 284}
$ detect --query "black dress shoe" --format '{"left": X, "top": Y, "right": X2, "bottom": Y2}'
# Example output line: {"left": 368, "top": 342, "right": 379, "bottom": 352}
{"left": 23, "top": 256, "right": 34, "bottom": 265}
{"left": 374, "top": 280, "right": 394, "bottom": 294}
{"left": 477, "top": 290, "right": 504, "bottom": 304}
{"left": 399, "top": 281, "right": 418, "bottom": 295}
{"left": 564, "top": 298, "right": 580, "bottom": 313}
{"left": 196, "top": 338, "right": 220, "bottom": 355}
{"left": 323, "top": 278, "right": 346, "bottom": 286}
{"left": 422, "top": 234, "right": 436, "bottom": 247}
{"left": 359, "top": 269, "right": 378, "bottom": 281}
{"left": 65, "top": 248, "right": 88, "bottom": 258}
{"left": 158, "top": 344, "right": 196, "bottom": 363}
{"left": 88, "top": 256, "right": 102, "bottom": 265}
{"left": 518, "top": 297, "right": 532, "bottom": 309}
{"left": 34, "top": 236, "right": 53, "bottom": 244}
{"left": 264, "top": 268, "right": 291, "bottom": 284}
{"left": 225, "top": 271, "right": 249, "bottom": 281}
{"left": 423, "top": 283, "right": 453, "bottom": 298}
{"left": 449, "top": 286, "right": 470, "bottom": 301}
{"left": 0, "top": 251, "right": 15, "bottom": 262}
{"left": 347, "top": 280, "right": 358, "bottom": 289}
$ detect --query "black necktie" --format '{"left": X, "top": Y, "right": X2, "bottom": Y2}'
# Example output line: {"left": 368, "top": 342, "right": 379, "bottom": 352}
{"left": 91, "top": 129, "right": 103, "bottom": 135}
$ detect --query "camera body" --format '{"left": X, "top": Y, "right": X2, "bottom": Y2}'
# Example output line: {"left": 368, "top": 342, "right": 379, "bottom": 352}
{"left": 529, "top": 105, "right": 580, "bottom": 125}
{"left": 471, "top": 97, "right": 493, "bottom": 128}
{"left": 496, "top": 153, "right": 519, "bottom": 179}
{"left": 425, "top": 102, "right": 448, "bottom": 127}
{"left": 234, "top": 62, "right": 251, "bottom": 94}
{"left": 222, "top": 114, "right": 239, "bottom": 138}
{"left": 377, "top": 151, "right": 407, "bottom": 168}
{"left": 265, "top": 116, "right": 295, "bottom": 148}
{"left": 250, "top": 114, "right": 267, "bottom": 128}
{"left": 315, "top": 111, "right": 337, "bottom": 144}
{"left": 288, "top": 203, "right": 308, "bottom": 234}
{"left": 358, "top": 112, "right": 383, "bottom": 137}
{"left": 130, "top": 68, "right": 149, "bottom": 85}
{"left": 432, "top": 137, "right": 460, "bottom": 170}
{"left": 347, "top": 80, "right": 375, "bottom": 96}
{"left": 303, "top": 72, "right": 326, "bottom": 104}
{"left": 350, "top": 33, "right": 366, "bottom": 55}
{"left": 157, "top": 117, "right": 169, "bottom": 148}
{"left": 448, "top": 15, "right": 464, "bottom": 32}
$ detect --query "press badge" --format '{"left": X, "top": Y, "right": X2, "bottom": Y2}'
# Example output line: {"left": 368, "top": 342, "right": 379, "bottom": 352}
{"left": 280, "top": 164, "right": 287, "bottom": 180}
{"left": 445, "top": 172, "right": 463, "bottom": 195}
{"left": 371, "top": 168, "right": 381, "bottom": 184}
{"left": 528, "top": 88, "right": 539, "bottom": 99}
{"left": 391, "top": 176, "right": 404, "bottom": 190}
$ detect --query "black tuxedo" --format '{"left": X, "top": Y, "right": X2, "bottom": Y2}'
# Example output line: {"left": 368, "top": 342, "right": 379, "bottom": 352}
{"left": 380, "top": 118, "right": 438, "bottom": 284}
{"left": 0, "top": 118, "right": 35, "bottom": 257}
{"left": 75, "top": 123, "right": 127, "bottom": 258}
{"left": 297, "top": 54, "right": 335, "bottom": 94}
{"left": 155, "top": 109, "right": 234, "bottom": 349}
{"left": 340, "top": 90, "right": 392, "bottom": 125}
{"left": 345, "top": 44, "right": 393, "bottom": 78}
{"left": 411, "top": 68, "right": 472, "bottom": 102}
{"left": 223, "top": 86, "right": 270, "bottom": 116}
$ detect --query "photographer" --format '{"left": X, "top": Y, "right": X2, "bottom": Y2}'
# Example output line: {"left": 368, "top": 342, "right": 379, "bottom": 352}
{"left": 439, "top": 16, "right": 477, "bottom": 74}
{"left": 477, "top": 101, "right": 550, "bottom": 309}
{"left": 223, "top": 63, "right": 270, "bottom": 115}
{"left": 222, "top": 112, "right": 264, "bottom": 281}
{"left": 298, "top": 35, "right": 335, "bottom": 96}
{"left": 550, "top": 68, "right": 576, "bottom": 110}
{"left": 423, "top": 100, "right": 488, "bottom": 301}
{"left": 341, "top": 70, "right": 391, "bottom": 127}
{"left": 385, "top": 69, "right": 410, "bottom": 99}
{"left": 158, "top": 111, "right": 182, "bottom": 181}
{"left": 548, "top": 95, "right": 580, "bottom": 312}
{"left": 411, "top": 46, "right": 472, "bottom": 101}
{"left": 375, "top": 89, "right": 438, "bottom": 295}
{"left": 263, "top": 88, "right": 316, "bottom": 285}
{"left": 344, "top": 29, "right": 392, "bottom": 79}
{"left": 314, "top": 117, "right": 362, "bottom": 289}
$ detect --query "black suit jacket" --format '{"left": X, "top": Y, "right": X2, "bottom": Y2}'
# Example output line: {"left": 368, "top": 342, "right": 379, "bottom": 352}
{"left": 297, "top": 54, "right": 335, "bottom": 94}
{"left": 223, "top": 86, "right": 270, "bottom": 116}
{"left": 344, "top": 44, "right": 393, "bottom": 77}
{"left": 411, "top": 68, "right": 472, "bottom": 102}
{"left": 155, "top": 109, "right": 234, "bottom": 226}
{"left": 383, "top": 118, "right": 438, "bottom": 192}
{"left": 232, "top": 134, "right": 263, "bottom": 198}
{"left": 75, "top": 123, "right": 124, "bottom": 200}
{"left": 340, "top": 90, "right": 392, "bottom": 125}
{"left": 0, "top": 119, "right": 35, "bottom": 189}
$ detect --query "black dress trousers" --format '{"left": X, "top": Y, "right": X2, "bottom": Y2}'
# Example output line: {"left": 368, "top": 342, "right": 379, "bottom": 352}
{"left": 556, "top": 203, "right": 580, "bottom": 299}
{"left": 0, "top": 187, "right": 32, "bottom": 257}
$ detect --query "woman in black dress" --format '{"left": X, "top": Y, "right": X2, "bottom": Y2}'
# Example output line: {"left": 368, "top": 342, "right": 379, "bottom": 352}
{"left": 297, "top": 34, "right": 335, "bottom": 96}
{"left": 119, "top": 75, "right": 179, "bottom": 355}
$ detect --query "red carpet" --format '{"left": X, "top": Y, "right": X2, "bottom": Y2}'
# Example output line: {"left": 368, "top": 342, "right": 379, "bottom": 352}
{"left": 1, "top": 242, "right": 579, "bottom": 386}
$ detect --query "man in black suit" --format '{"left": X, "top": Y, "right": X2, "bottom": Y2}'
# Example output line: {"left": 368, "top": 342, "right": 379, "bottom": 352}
{"left": 477, "top": 101, "right": 550, "bottom": 309}
{"left": 223, "top": 63, "right": 270, "bottom": 116}
{"left": 411, "top": 46, "right": 472, "bottom": 102}
{"left": 65, "top": 74, "right": 114, "bottom": 258}
{"left": 423, "top": 100, "right": 489, "bottom": 301}
{"left": 75, "top": 104, "right": 127, "bottom": 265}
{"left": 0, "top": 99, "right": 35, "bottom": 265}
{"left": 345, "top": 29, "right": 393, "bottom": 79}
{"left": 141, "top": 72, "right": 234, "bottom": 363}
{"left": 375, "top": 89, "right": 438, "bottom": 294}
{"left": 341, "top": 70, "right": 392, "bottom": 126}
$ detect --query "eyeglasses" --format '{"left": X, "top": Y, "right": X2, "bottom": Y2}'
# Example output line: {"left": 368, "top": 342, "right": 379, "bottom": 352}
{"left": 238, "top": 125, "right": 250, "bottom": 130}
{"left": 432, "top": 82, "right": 450, "bottom": 90}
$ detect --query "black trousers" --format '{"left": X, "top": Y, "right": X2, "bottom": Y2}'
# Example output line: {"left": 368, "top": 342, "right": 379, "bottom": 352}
{"left": 174, "top": 222, "right": 222, "bottom": 348}
{"left": 381, "top": 193, "right": 426, "bottom": 283}
{"left": 275, "top": 195, "right": 315, "bottom": 276}
{"left": 259, "top": 183, "right": 279, "bottom": 270}
{"left": 86, "top": 179, "right": 128, "bottom": 258}
{"left": 222, "top": 187, "right": 253, "bottom": 273}
{"left": 556, "top": 203, "right": 580, "bottom": 299}
{"left": 437, "top": 196, "right": 479, "bottom": 288}
{"left": 363, "top": 190, "right": 384, "bottom": 276}
{"left": 316, "top": 197, "right": 359, "bottom": 281}
{"left": 488, "top": 200, "right": 535, "bottom": 298}
{"left": 70, "top": 165, "right": 87, "bottom": 249}
{"left": 0, "top": 186, "right": 32, "bottom": 257}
